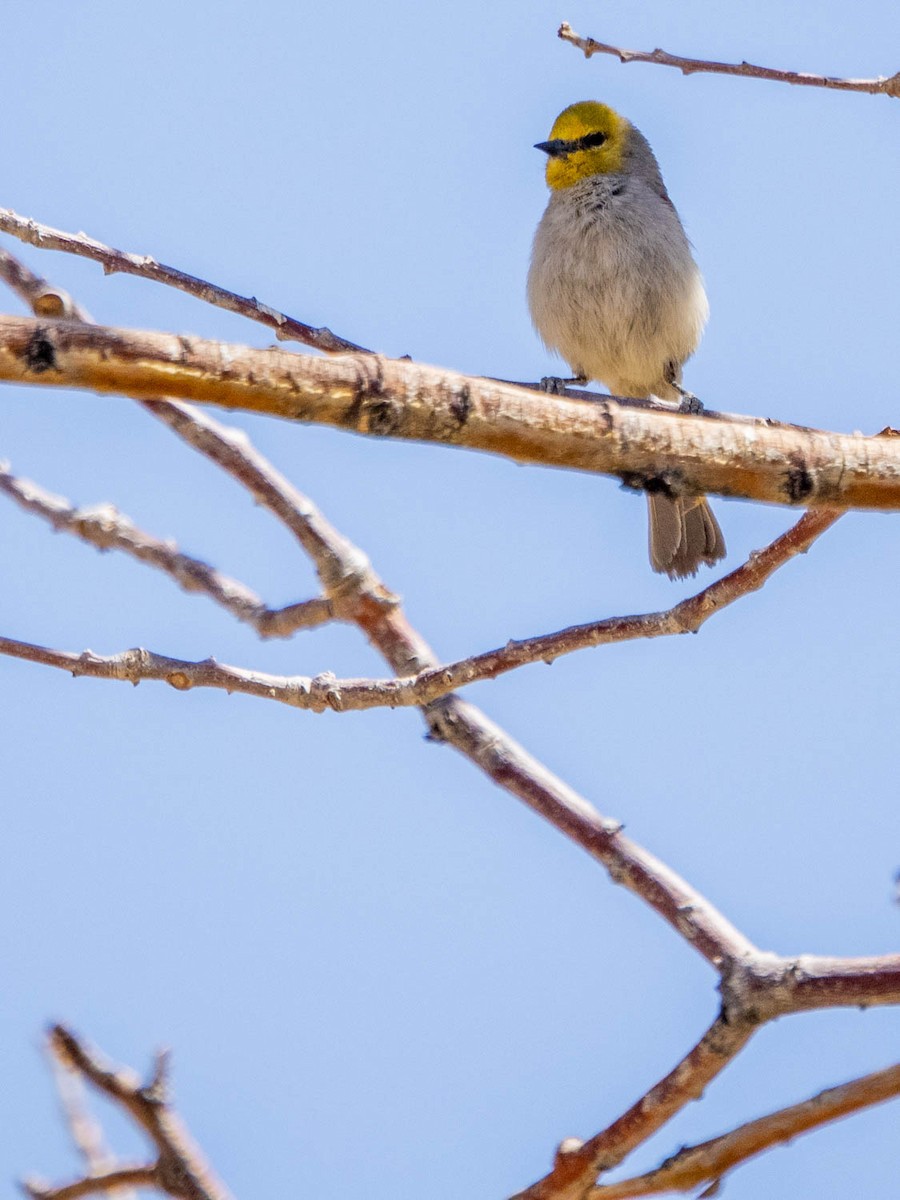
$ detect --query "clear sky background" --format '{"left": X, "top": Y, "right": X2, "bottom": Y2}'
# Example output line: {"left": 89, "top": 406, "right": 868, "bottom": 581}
{"left": 2, "top": 2, "right": 898, "bottom": 1197}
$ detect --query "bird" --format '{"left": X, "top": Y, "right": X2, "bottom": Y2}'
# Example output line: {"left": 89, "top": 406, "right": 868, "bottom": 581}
{"left": 527, "top": 100, "right": 725, "bottom": 579}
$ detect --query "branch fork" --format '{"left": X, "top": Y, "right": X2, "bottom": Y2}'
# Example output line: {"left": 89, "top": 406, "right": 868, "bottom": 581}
{"left": 3, "top": 192, "right": 897, "bottom": 1198}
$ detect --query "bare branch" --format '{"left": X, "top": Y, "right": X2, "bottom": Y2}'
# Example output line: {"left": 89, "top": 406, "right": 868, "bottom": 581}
{"left": 0, "top": 633, "right": 422, "bottom": 711}
{"left": 0, "top": 209, "right": 369, "bottom": 352}
{"left": 512, "top": 1016, "right": 756, "bottom": 1200}
{"left": 407, "top": 508, "right": 839, "bottom": 691}
{"left": 517, "top": 957, "right": 900, "bottom": 1198}
{"left": 557, "top": 22, "right": 900, "bottom": 98}
{"left": 0, "top": 246, "right": 92, "bottom": 321}
{"left": 47, "top": 1026, "right": 230, "bottom": 1200}
{"left": 0, "top": 248, "right": 837, "bottom": 981}
{"left": 138, "top": 399, "right": 397, "bottom": 610}
{"left": 24, "top": 1165, "right": 158, "bottom": 1200}
{"left": 754, "top": 953, "right": 900, "bottom": 1017}
{"left": 0, "top": 231, "right": 816, "bottom": 437}
{"left": 2, "top": 314, "right": 899, "bottom": 510}
{"left": 0, "top": 509, "right": 840, "bottom": 722}
{"left": 0, "top": 463, "right": 333, "bottom": 638}
{"left": 6, "top": 247, "right": 893, "bottom": 1196}
{"left": 117, "top": 409, "right": 764, "bottom": 973}
{"left": 256, "top": 597, "right": 335, "bottom": 636}
{"left": 589, "top": 1062, "right": 900, "bottom": 1198}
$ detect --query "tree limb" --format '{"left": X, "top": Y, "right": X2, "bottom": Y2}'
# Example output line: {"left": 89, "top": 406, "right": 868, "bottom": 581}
{"left": 589, "top": 1061, "right": 900, "bottom": 1198}
{"left": 513, "top": 1016, "right": 756, "bottom": 1200}
{"left": 35, "top": 1026, "right": 230, "bottom": 1200}
{"left": 24, "top": 1165, "right": 159, "bottom": 1200}
{"left": 4, "top": 248, "right": 894, "bottom": 1197}
{"left": 0, "top": 212, "right": 368, "bottom": 352}
{"left": 0, "top": 216, "right": 829, "bottom": 436}
{"left": 557, "top": 22, "right": 900, "bottom": 98}
{"left": 1, "top": 314, "right": 898, "bottom": 510}
{"left": 0, "top": 463, "right": 333, "bottom": 637}
{"left": 0, "top": 506, "right": 839, "bottom": 712}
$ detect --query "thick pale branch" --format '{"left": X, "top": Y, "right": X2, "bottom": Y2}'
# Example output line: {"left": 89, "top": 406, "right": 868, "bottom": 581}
{"left": 2, "top": 314, "right": 899, "bottom": 509}
{"left": 558, "top": 22, "right": 900, "bottom": 98}
{"left": 590, "top": 1061, "right": 900, "bottom": 1198}
{"left": 0, "top": 210, "right": 368, "bottom": 352}
{"left": 0, "top": 463, "right": 332, "bottom": 638}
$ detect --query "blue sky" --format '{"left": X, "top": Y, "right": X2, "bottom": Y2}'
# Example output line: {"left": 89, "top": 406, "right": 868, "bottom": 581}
{"left": 2, "top": 2, "right": 898, "bottom": 1198}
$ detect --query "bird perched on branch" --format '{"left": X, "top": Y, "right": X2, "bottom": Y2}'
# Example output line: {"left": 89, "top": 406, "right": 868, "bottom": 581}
{"left": 528, "top": 100, "right": 725, "bottom": 579}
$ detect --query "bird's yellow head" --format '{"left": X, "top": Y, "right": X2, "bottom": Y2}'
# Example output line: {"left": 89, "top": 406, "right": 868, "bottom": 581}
{"left": 535, "top": 101, "right": 628, "bottom": 190}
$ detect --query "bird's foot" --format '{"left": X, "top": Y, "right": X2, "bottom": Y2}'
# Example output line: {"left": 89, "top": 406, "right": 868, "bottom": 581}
{"left": 675, "top": 385, "right": 704, "bottom": 415}
{"left": 663, "top": 363, "right": 704, "bottom": 413}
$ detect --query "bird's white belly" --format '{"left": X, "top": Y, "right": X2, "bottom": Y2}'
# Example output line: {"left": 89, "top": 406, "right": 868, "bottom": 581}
{"left": 528, "top": 183, "right": 708, "bottom": 397}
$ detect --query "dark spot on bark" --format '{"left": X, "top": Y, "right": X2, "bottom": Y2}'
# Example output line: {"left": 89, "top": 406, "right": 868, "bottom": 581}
{"left": 25, "top": 328, "right": 57, "bottom": 373}
{"left": 345, "top": 355, "right": 387, "bottom": 430}
{"left": 785, "top": 455, "right": 814, "bottom": 503}
{"left": 363, "top": 398, "right": 398, "bottom": 436}
{"left": 449, "top": 384, "right": 471, "bottom": 426}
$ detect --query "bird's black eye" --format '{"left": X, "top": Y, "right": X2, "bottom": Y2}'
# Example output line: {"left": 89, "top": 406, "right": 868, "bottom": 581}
{"left": 578, "top": 131, "right": 607, "bottom": 150}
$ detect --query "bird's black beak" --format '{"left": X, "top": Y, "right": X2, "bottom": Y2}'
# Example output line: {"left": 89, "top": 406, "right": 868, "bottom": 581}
{"left": 534, "top": 139, "right": 569, "bottom": 159}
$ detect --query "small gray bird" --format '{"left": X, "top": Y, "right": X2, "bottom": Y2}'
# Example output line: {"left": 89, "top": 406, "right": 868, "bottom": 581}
{"left": 528, "top": 100, "right": 725, "bottom": 579}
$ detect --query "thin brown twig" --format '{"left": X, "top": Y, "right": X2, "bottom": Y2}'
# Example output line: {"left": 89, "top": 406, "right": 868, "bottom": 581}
{"left": 24, "top": 1165, "right": 158, "bottom": 1200}
{"left": 138, "top": 399, "right": 396, "bottom": 612}
{"left": 44, "top": 1026, "right": 231, "bottom": 1200}
{"left": 0, "top": 634, "right": 382, "bottom": 709}
{"left": 0, "top": 463, "right": 333, "bottom": 638}
{"left": 513, "top": 1016, "right": 756, "bottom": 1200}
{"left": 0, "top": 210, "right": 370, "bottom": 352}
{"left": 3, "top": 313, "right": 900, "bottom": 510}
{"left": 589, "top": 1061, "right": 900, "bottom": 1198}
{"left": 557, "top": 22, "right": 900, "bottom": 98}
{"left": 0, "top": 508, "right": 841, "bottom": 713}
{"left": 13, "top": 629, "right": 898, "bottom": 1016}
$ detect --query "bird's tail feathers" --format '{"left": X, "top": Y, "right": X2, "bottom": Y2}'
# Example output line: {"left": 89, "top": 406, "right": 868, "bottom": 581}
{"left": 647, "top": 493, "right": 725, "bottom": 580}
